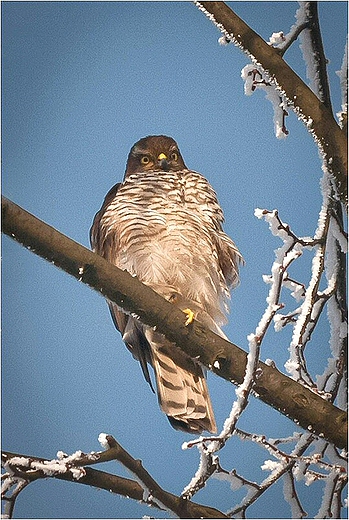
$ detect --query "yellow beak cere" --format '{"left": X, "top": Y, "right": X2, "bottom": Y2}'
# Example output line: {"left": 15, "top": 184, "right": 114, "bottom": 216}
{"left": 158, "top": 153, "right": 167, "bottom": 161}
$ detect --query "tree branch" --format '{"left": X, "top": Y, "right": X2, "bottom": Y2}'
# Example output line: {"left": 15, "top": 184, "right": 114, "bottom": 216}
{"left": 195, "top": 1, "right": 348, "bottom": 206}
{"left": 278, "top": 21, "right": 310, "bottom": 56}
{"left": 99, "top": 434, "right": 227, "bottom": 517}
{"left": 2, "top": 196, "right": 347, "bottom": 449}
{"left": 301, "top": 2, "right": 333, "bottom": 111}
{"left": 2, "top": 441, "right": 228, "bottom": 519}
{"left": 2, "top": 453, "right": 147, "bottom": 514}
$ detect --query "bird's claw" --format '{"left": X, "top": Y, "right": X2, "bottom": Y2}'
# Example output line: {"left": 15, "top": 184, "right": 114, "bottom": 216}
{"left": 183, "top": 308, "right": 195, "bottom": 326}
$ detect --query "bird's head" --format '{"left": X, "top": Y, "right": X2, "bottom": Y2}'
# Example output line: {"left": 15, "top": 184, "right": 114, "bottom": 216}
{"left": 125, "top": 135, "right": 187, "bottom": 176}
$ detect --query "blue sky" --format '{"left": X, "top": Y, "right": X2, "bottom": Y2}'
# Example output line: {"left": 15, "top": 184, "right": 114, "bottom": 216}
{"left": 2, "top": 2, "right": 347, "bottom": 518}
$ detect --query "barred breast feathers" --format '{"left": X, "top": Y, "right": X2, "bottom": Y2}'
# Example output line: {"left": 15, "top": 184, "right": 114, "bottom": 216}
{"left": 93, "top": 169, "right": 242, "bottom": 329}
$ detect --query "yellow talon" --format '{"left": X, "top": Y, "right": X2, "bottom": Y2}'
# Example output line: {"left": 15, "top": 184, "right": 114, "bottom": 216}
{"left": 183, "top": 308, "right": 195, "bottom": 326}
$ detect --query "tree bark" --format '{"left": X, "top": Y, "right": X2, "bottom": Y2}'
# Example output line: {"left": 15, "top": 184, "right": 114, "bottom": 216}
{"left": 2, "top": 196, "right": 347, "bottom": 448}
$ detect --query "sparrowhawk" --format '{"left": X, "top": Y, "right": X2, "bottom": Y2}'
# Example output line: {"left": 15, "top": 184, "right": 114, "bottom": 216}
{"left": 90, "top": 135, "right": 242, "bottom": 433}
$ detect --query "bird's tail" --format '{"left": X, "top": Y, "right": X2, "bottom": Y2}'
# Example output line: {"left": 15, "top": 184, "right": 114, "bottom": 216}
{"left": 145, "top": 329, "right": 217, "bottom": 434}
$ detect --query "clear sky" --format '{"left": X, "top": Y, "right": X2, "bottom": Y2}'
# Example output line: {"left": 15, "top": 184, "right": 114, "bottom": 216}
{"left": 2, "top": 1, "right": 347, "bottom": 518}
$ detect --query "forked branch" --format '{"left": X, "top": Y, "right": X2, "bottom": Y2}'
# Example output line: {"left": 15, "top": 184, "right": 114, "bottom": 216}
{"left": 1, "top": 438, "right": 228, "bottom": 519}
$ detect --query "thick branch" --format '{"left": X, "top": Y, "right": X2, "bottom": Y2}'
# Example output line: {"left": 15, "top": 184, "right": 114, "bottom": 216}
{"left": 2, "top": 196, "right": 347, "bottom": 449}
{"left": 196, "top": 1, "right": 348, "bottom": 206}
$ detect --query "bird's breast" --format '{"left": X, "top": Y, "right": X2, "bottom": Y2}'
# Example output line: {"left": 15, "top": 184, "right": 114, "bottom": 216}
{"left": 100, "top": 169, "right": 227, "bottom": 322}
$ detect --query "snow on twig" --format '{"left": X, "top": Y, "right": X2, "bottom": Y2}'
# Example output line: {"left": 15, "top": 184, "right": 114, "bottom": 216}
{"left": 283, "top": 470, "right": 307, "bottom": 518}
{"left": 181, "top": 443, "right": 218, "bottom": 499}
{"left": 336, "top": 38, "right": 348, "bottom": 128}
{"left": 195, "top": 0, "right": 347, "bottom": 206}
{"left": 316, "top": 178, "right": 348, "bottom": 406}
{"left": 254, "top": 180, "right": 345, "bottom": 392}
{"left": 296, "top": 3, "right": 322, "bottom": 100}
{"left": 1, "top": 475, "right": 28, "bottom": 520}
{"left": 295, "top": 2, "right": 333, "bottom": 111}
{"left": 181, "top": 290, "right": 263, "bottom": 498}
{"left": 181, "top": 203, "right": 314, "bottom": 500}
{"left": 234, "top": 194, "right": 347, "bottom": 514}
{"left": 241, "top": 64, "right": 289, "bottom": 138}
{"left": 315, "top": 470, "right": 346, "bottom": 519}
{"left": 181, "top": 335, "right": 260, "bottom": 499}
{"left": 285, "top": 206, "right": 330, "bottom": 383}
{"left": 182, "top": 192, "right": 346, "bottom": 506}
{"left": 1, "top": 451, "right": 86, "bottom": 519}
{"left": 236, "top": 429, "right": 346, "bottom": 477}
{"left": 227, "top": 433, "right": 315, "bottom": 517}
{"left": 195, "top": 1, "right": 293, "bottom": 138}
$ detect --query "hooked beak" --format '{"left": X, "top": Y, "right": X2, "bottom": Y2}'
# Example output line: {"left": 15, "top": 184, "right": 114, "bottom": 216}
{"left": 157, "top": 152, "right": 169, "bottom": 171}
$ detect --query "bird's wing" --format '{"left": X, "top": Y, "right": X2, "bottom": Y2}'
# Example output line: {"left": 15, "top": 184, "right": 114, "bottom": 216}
{"left": 215, "top": 231, "right": 244, "bottom": 290}
{"left": 90, "top": 182, "right": 121, "bottom": 253}
{"left": 90, "top": 183, "right": 154, "bottom": 389}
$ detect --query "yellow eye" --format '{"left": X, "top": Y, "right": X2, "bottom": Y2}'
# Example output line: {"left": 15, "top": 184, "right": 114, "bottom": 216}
{"left": 141, "top": 156, "right": 150, "bottom": 165}
{"left": 170, "top": 152, "right": 178, "bottom": 161}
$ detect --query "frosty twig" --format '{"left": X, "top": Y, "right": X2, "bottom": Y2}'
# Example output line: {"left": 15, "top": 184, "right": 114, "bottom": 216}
{"left": 195, "top": 1, "right": 347, "bottom": 205}
{"left": 1, "top": 439, "right": 228, "bottom": 519}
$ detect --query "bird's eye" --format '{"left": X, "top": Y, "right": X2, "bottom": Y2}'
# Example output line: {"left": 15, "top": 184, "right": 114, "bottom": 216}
{"left": 141, "top": 156, "right": 150, "bottom": 165}
{"left": 170, "top": 152, "right": 178, "bottom": 161}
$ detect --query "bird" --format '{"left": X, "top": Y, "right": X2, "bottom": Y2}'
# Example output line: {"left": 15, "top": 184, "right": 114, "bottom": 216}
{"left": 90, "top": 135, "right": 242, "bottom": 434}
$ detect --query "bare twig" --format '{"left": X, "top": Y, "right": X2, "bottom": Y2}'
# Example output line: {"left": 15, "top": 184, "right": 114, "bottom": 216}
{"left": 227, "top": 433, "right": 315, "bottom": 517}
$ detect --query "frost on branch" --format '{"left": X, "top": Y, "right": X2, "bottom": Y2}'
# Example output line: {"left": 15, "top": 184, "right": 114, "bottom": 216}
{"left": 241, "top": 64, "right": 289, "bottom": 138}
{"left": 336, "top": 38, "right": 348, "bottom": 129}
{"left": 269, "top": 32, "right": 286, "bottom": 47}
{"left": 1, "top": 449, "right": 98, "bottom": 518}
{"left": 181, "top": 174, "right": 347, "bottom": 514}
{"left": 255, "top": 171, "right": 347, "bottom": 396}
{"left": 196, "top": 1, "right": 292, "bottom": 139}
{"left": 98, "top": 432, "right": 111, "bottom": 450}
{"left": 295, "top": 3, "right": 323, "bottom": 101}
{"left": 181, "top": 292, "right": 263, "bottom": 500}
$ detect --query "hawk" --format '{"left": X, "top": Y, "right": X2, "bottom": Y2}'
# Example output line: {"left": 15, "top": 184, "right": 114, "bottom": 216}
{"left": 90, "top": 135, "right": 242, "bottom": 433}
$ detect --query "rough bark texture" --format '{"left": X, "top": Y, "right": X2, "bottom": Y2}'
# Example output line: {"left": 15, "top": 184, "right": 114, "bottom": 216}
{"left": 2, "top": 196, "right": 347, "bottom": 448}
